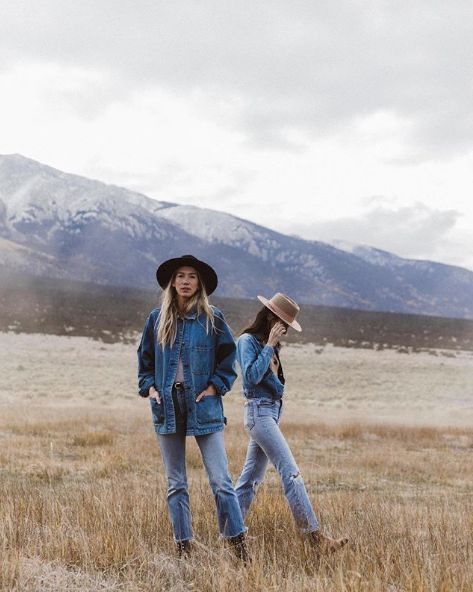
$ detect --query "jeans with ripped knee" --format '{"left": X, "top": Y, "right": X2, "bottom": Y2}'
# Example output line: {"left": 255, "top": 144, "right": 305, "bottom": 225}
{"left": 235, "top": 397, "right": 319, "bottom": 533}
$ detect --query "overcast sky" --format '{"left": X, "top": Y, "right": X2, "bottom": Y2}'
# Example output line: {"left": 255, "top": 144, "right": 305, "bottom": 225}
{"left": 1, "top": 0, "right": 472, "bottom": 269}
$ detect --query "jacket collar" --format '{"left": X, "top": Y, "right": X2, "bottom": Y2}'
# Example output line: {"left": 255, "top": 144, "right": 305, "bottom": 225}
{"left": 178, "top": 307, "right": 198, "bottom": 320}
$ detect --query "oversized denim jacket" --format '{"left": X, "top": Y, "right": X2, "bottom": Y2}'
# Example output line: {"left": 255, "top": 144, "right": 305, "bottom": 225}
{"left": 137, "top": 306, "right": 237, "bottom": 436}
{"left": 236, "top": 333, "right": 285, "bottom": 400}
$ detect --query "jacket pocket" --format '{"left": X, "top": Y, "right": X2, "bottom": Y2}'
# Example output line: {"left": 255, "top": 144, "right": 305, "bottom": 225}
{"left": 150, "top": 398, "right": 165, "bottom": 425}
{"left": 190, "top": 346, "right": 215, "bottom": 375}
{"left": 195, "top": 394, "right": 224, "bottom": 424}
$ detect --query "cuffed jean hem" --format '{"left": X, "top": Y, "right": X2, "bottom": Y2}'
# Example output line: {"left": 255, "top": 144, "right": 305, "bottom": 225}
{"left": 299, "top": 525, "right": 320, "bottom": 535}
{"left": 220, "top": 526, "right": 248, "bottom": 540}
{"left": 173, "top": 536, "right": 193, "bottom": 543}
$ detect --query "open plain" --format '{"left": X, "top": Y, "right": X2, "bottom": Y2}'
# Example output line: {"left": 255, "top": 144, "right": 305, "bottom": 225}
{"left": 1, "top": 332, "right": 472, "bottom": 591}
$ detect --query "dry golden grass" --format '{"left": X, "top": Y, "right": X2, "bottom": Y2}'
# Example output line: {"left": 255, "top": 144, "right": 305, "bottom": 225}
{"left": 1, "top": 332, "right": 472, "bottom": 589}
{"left": 1, "top": 405, "right": 472, "bottom": 591}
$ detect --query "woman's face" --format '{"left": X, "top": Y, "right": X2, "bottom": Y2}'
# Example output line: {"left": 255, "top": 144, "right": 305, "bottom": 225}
{"left": 172, "top": 266, "right": 200, "bottom": 300}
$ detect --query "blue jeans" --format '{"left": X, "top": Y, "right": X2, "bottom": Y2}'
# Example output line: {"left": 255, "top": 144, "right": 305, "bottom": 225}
{"left": 157, "top": 389, "right": 246, "bottom": 542}
{"left": 235, "top": 398, "right": 319, "bottom": 533}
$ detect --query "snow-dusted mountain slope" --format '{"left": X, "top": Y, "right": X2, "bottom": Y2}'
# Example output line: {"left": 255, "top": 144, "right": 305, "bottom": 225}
{"left": 0, "top": 154, "right": 175, "bottom": 241}
{"left": 1, "top": 154, "right": 472, "bottom": 318}
{"left": 332, "top": 240, "right": 457, "bottom": 271}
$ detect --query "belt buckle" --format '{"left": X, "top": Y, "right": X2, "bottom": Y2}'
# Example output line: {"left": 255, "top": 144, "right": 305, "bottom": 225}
{"left": 174, "top": 382, "right": 184, "bottom": 390}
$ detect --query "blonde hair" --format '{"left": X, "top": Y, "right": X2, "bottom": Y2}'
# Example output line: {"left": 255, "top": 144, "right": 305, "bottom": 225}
{"left": 156, "top": 270, "right": 216, "bottom": 347}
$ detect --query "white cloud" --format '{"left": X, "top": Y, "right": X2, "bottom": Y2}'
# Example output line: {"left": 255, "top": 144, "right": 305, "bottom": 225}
{"left": 0, "top": 1, "right": 472, "bottom": 271}
{"left": 280, "top": 200, "right": 473, "bottom": 270}
{"left": 1, "top": 1, "right": 473, "bottom": 156}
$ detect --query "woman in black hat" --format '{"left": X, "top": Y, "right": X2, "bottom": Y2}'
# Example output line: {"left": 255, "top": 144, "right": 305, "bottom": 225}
{"left": 235, "top": 293, "right": 348, "bottom": 555}
{"left": 137, "top": 255, "right": 248, "bottom": 560}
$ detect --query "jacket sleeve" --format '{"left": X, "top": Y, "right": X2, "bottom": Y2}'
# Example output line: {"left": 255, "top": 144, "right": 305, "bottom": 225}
{"left": 137, "top": 312, "right": 156, "bottom": 397}
{"left": 207, "top": 309, "right": 237, "bottom": 396}
{"left": 237, "top": 333, "right": 274, "bottom": 386}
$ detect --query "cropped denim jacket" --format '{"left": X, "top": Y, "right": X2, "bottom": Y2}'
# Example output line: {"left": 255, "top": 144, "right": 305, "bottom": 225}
{"left": 236, "top": 333, "right": 285, "bottom": 400}
{"left": 137, "top": 306, "right": 237, "bottom": 436}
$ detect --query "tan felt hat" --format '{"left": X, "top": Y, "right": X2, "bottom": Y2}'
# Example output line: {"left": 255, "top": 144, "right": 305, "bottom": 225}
{"left": 257, "top": 292, "right": 302, "bottom": 332}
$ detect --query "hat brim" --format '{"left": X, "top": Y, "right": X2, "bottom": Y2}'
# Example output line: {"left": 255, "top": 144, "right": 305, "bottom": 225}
{"left": 257, "top": 295, "right": 302, "bottom": 332}
{"left": 156, "top": 256, "right": 218, "bottom": 295}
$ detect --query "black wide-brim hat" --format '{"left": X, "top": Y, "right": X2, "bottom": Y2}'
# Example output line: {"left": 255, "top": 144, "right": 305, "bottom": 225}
{"left": 156, "top": 255, "right": 218, "bottom": 295}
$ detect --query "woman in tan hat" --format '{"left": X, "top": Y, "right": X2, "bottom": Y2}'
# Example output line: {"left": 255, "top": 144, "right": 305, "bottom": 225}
{"left": 235, "top": 293, "right": 348, "bottom": 554}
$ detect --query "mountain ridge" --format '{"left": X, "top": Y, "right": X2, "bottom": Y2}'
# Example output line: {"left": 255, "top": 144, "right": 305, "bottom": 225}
{"left": 1, "top": 153, "right": 472, "bottom": 319}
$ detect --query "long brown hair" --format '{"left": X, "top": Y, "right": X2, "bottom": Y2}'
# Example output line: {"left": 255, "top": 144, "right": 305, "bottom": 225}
{"left": 241, "top": 306, "right": 281, "bottom": 348}
{"left": 156, "top": 269, "right": 216, "bottom": 346}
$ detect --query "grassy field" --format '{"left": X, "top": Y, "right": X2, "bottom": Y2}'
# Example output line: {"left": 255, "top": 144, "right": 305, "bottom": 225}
{"left": 1, "top": 333, "right": 472, "bottom": 591}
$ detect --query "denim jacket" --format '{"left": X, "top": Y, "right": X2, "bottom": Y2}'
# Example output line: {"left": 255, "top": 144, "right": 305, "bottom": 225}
{"left": 236, "top": 333, "right": 285, "bottom": 400}
{"left": 137, "top": 306, "right": 237, "bottom": 436}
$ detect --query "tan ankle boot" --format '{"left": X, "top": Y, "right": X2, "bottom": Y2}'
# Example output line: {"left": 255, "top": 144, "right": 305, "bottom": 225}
{"left": 307, "top": 530, "right": 348, "bottom": 556}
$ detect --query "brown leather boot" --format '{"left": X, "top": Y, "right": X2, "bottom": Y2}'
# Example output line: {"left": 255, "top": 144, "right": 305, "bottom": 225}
{"left": 175, "top": 539, "right": 192, "bottom": 558}
{"left": 227, "top": 532, "right": 250, "bottom": 564}
{"left": 307, "top": 530, "right": 348, "bottom": 556}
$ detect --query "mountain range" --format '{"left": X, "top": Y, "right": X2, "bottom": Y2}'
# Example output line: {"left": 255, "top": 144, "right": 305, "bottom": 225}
{"left": 0, "top": 153, "right": 472, "bottom": 319}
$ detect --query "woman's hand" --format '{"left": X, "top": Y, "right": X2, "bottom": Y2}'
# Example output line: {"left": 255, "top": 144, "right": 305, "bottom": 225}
{"left": 267, "top": 321, "right": 287, "bottom": 347}
{"left": 196, "top": 383, "right": 217, "bottom": 402}
{"left": 149, "top": 386, "right": 161, "bottom": 404}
